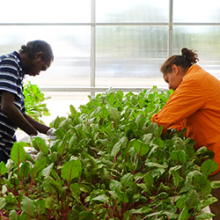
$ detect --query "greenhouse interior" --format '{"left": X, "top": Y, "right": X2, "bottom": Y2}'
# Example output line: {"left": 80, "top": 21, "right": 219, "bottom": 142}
{"left": 0, "top": 0, "right": 220, "bottom": 219}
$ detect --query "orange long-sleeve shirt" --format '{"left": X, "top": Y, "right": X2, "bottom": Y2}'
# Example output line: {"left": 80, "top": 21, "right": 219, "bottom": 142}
{"left": 152, "top": 65, "right": 220, "bottom": 174}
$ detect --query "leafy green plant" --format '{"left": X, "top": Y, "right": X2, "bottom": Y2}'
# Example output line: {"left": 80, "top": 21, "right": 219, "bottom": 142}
{"left": 0, "top": 86, "right": 219, "bottom": 220}
{"left": 23, "top": 80, "right": 51, "bottom": 123}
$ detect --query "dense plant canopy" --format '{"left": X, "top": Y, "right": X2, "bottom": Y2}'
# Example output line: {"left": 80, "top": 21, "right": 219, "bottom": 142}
{"left": 0, "top": 86, "right": 219, "bottom": 220}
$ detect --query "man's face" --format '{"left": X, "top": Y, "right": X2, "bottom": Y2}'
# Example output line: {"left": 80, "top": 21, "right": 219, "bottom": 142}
{"left": 24, "top": 52, "right": 53, "bottom": 76}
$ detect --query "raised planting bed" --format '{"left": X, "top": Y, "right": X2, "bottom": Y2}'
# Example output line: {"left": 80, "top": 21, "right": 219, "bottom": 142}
{"left": 0, "top": 86, "right": 219, "bottom": 220}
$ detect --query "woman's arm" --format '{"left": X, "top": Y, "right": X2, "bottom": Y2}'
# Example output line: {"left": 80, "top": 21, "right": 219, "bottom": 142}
{"left": 152, "top": 79, "right": 205, "bottom": 131}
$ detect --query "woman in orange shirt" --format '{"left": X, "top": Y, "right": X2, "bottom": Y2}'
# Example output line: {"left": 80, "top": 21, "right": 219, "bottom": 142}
{"left": 151, "top": 48, "right": 220, "bottom": 220}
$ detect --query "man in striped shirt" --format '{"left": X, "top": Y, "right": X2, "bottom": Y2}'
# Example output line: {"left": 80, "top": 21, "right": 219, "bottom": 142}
{"left": 0, "top": 40, "right": 54, "bottom": 164}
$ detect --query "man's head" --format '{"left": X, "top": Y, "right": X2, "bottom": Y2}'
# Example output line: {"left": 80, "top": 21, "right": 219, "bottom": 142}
{"left": 19, "top": 40, "right": 54, "bottom": 76}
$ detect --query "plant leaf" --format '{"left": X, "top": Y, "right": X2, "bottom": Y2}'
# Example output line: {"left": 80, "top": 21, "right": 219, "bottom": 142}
{"left": 201, "top": 196, "right": 218, "bottom": 209}
{"left": 20, "top": 196, "right": 37, "bottom": 218}
{"left": 32, "top": 137, "right": 49, "bottom": 154}
{"left": 184, "top": 190, "right": 199, "bottom": 210}
{"left": 18, "top": 161, "right": 31, "bottom": 180}
{"left": 211, "top": 180, "right": 220, "bottom": 189}
{"left": 9, "top": 210, "right": 18, "bottom": 220}
{"left": 35, "top": 199, "right": 46, "bottom": 215}
{"left": 79, "top": 211, "right": 96, "bottom": 220}
{"left": 31, "top": 158, "right": 46, "bottom": 177}
{"left": 42, "top": 163, "right": 54, "bottom": 177}
{"left": 178, "top": 207, "right": 190, "bottom": 220}
{"left": 132, "top": 139, "right": 149, "bottom": 156}
{"left": 92, "top": 195, "right": 109, "bottom": 204}
{"left": 144, "top": 172, "right": 154, "bottom": 193}
{"left": 111, "top": 136, "right": 128, "bottom": 157}
{"left": 61, "top": 159, "right": 82, "bottom": 182}
{"left": 70, "top": 183, "right": 81, "bottom": 203}
{"left": 109, "top": 180, "right": 122, "bottom": 191}
{"left": 0, "top": 197, "right": 6, "bottom": 210}
{"left": 195, "top": 212, "right": 214, "bottom": 219}
{"left": 130, "top": 206, "right": 153, "bottom": 214}
{"left": 10, "top": 142, "right": 27, "bottom": 166}
{"left": 109, "top": 107, "right": 120, "bottom": 121}
{"left": 170, "top": 150, "right": 186, "bottom": 164}
{"left": 201, "top": 159, "right": 218, "bottom": 175}
{"left": 0, "top": 161, "right": 7, "bottom": 176}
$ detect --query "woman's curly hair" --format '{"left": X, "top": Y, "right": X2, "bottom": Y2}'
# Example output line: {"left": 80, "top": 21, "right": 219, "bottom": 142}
{"left": 161, "top": 48, "right": 199, "bottom": 75}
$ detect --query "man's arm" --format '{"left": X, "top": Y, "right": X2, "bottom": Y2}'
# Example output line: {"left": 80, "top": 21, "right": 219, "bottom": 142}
{"left": 1, "top": 91, "right": 38, "bottom": 136}
{"left": 24, "top": 114, "right": 50, "bottom": 134}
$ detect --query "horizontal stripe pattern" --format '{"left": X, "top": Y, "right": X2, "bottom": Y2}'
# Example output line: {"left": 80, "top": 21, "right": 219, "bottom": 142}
{"left": 0, "top": 51, "right": 25, "bottom": 150}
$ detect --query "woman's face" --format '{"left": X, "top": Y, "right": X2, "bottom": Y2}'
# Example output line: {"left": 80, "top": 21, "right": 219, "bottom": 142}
{"left": 163, "top": 65, "right": 184, "bottom": 91}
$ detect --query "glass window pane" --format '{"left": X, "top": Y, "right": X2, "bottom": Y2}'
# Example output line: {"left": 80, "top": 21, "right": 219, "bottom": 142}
{"left": 42, "top": 92, "right": 90, "bottom": 124}
{"left": 0, "top": 25, "right": 90, "bottom": 87}
{"left": 96, "top": 26, "right": 168, "bottom": 88}
{"left": 174, "top": 0, "right": 220, "bottom": 23}
{"left": 0, "top": 0, "right": 90, "bottom": 23}
{"left": 173, "top": 26, "right": 220, "bottom": 78}
{"left": 96, "top": 0, "right": 169, "bottom": 23}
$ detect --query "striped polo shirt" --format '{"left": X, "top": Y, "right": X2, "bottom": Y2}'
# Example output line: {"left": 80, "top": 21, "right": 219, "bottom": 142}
{"left": 0, "top": 51, "right": 25, "bottom": 153}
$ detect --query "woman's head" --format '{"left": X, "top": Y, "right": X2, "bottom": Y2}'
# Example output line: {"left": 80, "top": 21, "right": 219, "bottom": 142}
{"left": 161, "top": 48, "right": 199, "bottom": 90}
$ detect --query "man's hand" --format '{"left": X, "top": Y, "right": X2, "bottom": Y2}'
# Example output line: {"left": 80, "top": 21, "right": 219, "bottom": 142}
{"left": 46, "top": 128, "right": 56, "bottom": 139}
{"left": 30, "top": 131, "right": 45, "bottom": 139}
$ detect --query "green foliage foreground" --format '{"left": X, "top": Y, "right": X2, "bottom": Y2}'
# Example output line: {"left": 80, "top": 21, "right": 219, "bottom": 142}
{"left": 1, "top": 86, "right": 220, "bottom": 220}
{"left": 23, "top": 80, "right": 51, "bottom": 124}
